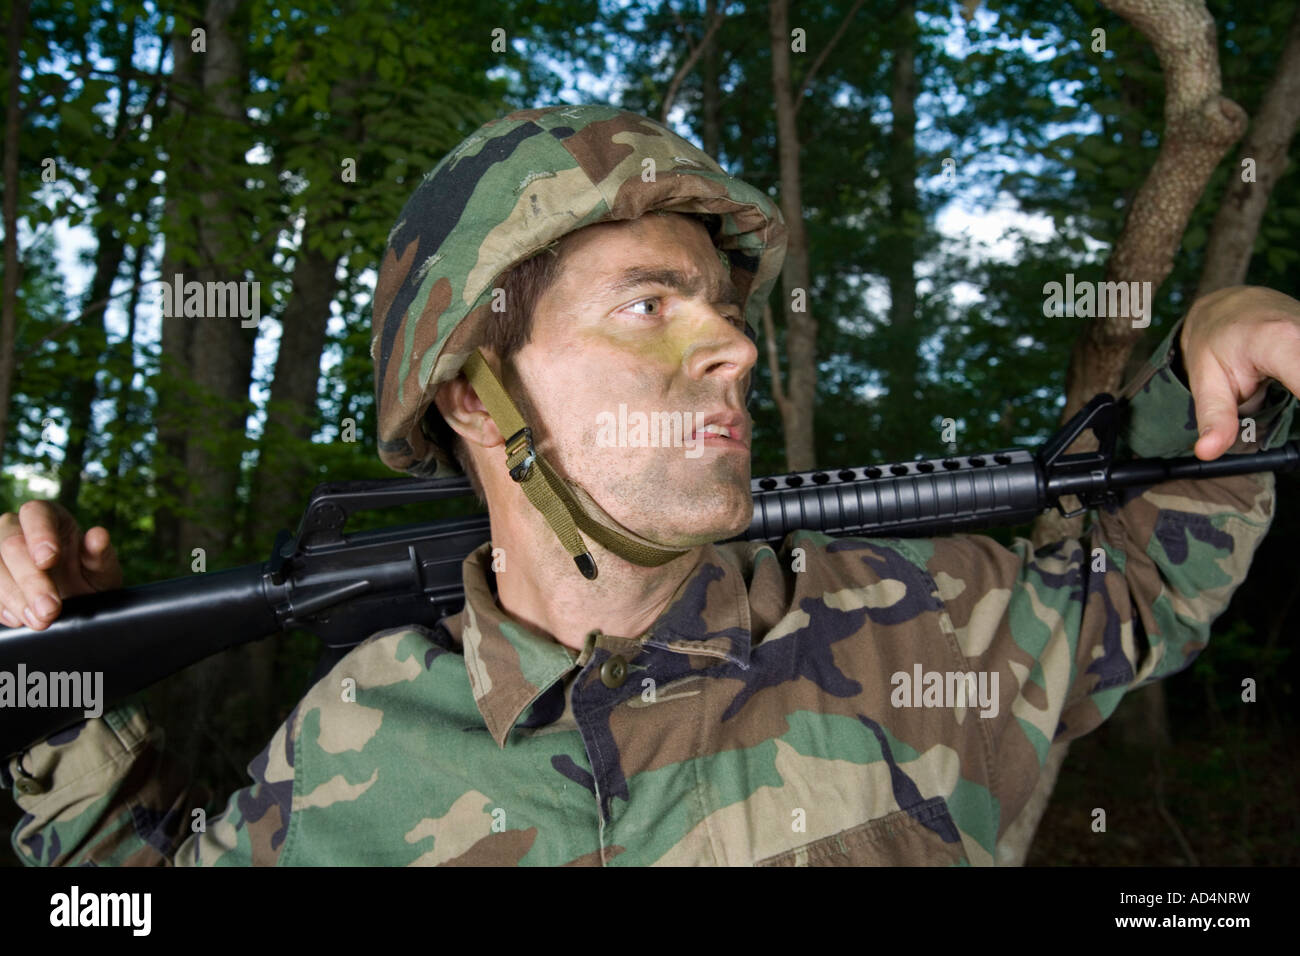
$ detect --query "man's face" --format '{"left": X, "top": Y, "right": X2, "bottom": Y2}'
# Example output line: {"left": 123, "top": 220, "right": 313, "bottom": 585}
{"left": 507, "top": 212, "right": 758, "bottom": 546}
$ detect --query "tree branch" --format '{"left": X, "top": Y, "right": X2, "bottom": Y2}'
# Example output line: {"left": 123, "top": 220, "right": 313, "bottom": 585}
{"left": 661, "top": 0, "right": 730, "bottom": 122}
{"left": 18, "top": 278, "right": 157, "bottom": 357}
{"left": 1197, "top": 3, "right": 1300, "bottom": 295}
{"left": 794, "top": 0, "right": 867, "bottom": 116}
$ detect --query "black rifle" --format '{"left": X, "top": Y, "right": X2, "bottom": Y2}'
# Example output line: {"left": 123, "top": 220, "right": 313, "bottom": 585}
{"left": 2, "top": 393, "right": 1297, "bottom": 756}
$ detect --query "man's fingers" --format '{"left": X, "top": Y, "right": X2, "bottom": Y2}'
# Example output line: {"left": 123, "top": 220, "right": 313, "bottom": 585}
{"left": 0, "top": 530, "right": 60, "bottom": 628}
{"left": 16, "top": 500, "right": 65, "bottom": 570}
{"left": 1186, "top": 355, "right": 1242, "bottom": 461}
{"left": 81, "top": 527, "right": 123, "bottom": 590}
{"left": 0, "top": 561, "right": 31, "bottom": 629}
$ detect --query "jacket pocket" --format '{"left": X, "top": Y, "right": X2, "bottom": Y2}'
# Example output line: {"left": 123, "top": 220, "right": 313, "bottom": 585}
{"left": 755, "top": 796, "right": 970, "bottom": 866}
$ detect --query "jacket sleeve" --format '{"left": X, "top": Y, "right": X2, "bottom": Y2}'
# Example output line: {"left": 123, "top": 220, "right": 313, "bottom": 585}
{"left": 7, "top": 699, "right": 301, "bottom": 866}
{"left": 908, "top": 318, "right": 1294, "bottom": 835}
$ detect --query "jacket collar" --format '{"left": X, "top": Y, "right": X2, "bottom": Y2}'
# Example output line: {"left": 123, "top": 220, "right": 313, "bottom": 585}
{"left": 446, "top": 542, "right": 754, "bottom": 747}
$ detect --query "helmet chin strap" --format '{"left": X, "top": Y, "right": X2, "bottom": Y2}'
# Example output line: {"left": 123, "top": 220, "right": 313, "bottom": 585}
{"left": 462, "top": 350, "right": 693, "bottom": 580}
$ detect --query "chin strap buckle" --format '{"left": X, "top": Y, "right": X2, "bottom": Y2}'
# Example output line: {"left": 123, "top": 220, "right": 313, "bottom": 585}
{"left": 505, "top": 426, "right": 537, "bottom": 482}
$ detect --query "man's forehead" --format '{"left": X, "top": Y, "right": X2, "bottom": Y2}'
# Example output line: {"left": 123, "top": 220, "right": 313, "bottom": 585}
{"left": 598, "top": 265, "right": 741, "bottom": 307}
{"left": 560, "top": 213, "right": 736, "bottom": 296}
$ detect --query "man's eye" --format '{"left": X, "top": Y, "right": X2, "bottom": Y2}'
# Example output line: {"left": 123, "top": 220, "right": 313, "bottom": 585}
{"left": 626, "top": 298, "right": 661, "bottom": 316}
{"left": 713, "top": 306, "right": 744, "bottom": 330}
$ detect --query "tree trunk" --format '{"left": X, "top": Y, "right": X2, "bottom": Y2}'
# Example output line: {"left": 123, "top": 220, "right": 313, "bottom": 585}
{"left": 249, "top": 223, "right": 340, "bottom": 544}
{"left": 56, "top": 19, "right": 139, "bottom": 513}
{"left": 0, "top": 0, "right": 30, "bottom": 459}
{"left": 1034, "top": 0, "right": 1246, "bottom": 547}
{"left": 769, "top": 0, "right": 815, "bottom": 471}
{"left": 880, "top": 3, "right": 920, "bottom": 461}
{"left": 179, "top": 0, "right": 257, "bottom": 567}
{"left": 1057, "top": 0, "right": 1246, "bottom": 434}
{"left": 56, "top": 221, "right": 123, "bottom": 512}
{"left": 107, "top": 241, "right": 147, "bottom": 541}
{"left": 1197, "top": 5, "right": 1300, "bottom": 296}
{"left": 152, "top": 24, "right": 203, "bottom": 560}
{"left": 161, "top": 0, "right": 263, "bottom": 780}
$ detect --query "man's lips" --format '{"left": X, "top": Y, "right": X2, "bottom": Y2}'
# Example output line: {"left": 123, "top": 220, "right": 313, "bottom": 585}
{"left": 691, "top": 413, "right": 749, "bottom": 449}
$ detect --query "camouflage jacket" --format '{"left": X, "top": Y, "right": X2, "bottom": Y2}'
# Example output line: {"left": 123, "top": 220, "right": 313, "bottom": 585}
{"left": 7, "top": 324, "right": 1295, "bottom": 866}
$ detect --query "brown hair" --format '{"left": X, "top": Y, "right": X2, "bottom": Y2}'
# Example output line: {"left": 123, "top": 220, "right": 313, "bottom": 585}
{"left": 423, "top": 245, "right": 565, "bottom": 501}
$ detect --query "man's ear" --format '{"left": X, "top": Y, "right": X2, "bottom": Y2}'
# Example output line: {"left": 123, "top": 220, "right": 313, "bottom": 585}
{"left": 432, "top": 373, "right": 504, "bottom": 450}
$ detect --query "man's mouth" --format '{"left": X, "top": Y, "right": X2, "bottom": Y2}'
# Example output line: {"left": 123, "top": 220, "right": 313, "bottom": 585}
{"left": 691, "top": 415, "right": 749, "bottom": 449}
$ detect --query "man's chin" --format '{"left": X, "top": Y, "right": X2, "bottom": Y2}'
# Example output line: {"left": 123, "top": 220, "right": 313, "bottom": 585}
{"left": 642, "top": 493, "right": 754, "bottom": 548}
{"left": 590, "top": 457, "right": 753, "bottom": 546}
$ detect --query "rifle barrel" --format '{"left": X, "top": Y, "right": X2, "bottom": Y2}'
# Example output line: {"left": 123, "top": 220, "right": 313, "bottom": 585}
{"left": 0, "top": 564, "right": 275, "bottom": 756}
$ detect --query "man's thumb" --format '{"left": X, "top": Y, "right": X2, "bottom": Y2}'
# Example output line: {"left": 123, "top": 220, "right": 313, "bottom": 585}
{"left": 80, "top": 527, "right": 123, "bottom": 590}
{"left": 1189, "top": 365, "right": 1241, "bottom": 460}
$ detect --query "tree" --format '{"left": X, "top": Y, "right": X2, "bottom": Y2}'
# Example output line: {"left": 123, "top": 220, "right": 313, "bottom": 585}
{"left": 1197, "top": 4, "right": 1300, "bottom": 296}
{"left": 766, "top": 0, "right": 867, "bottom": 471}
{"left": 0, "top": 0, "right": 32, "bottom": 456}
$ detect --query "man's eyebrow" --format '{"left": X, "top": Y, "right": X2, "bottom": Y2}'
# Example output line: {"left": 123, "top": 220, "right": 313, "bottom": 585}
{"left": 602, "top": 266, "right": 741, "bottom": 308}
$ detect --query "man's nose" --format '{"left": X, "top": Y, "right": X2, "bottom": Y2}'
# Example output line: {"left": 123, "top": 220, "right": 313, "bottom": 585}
{"left": 681, "top": 304, "right": 758, "bottom": 383}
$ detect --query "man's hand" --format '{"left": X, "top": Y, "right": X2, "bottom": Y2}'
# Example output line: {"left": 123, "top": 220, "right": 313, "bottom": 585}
{"left": 1181, "top": 285, "right": 1300, "bottom": 461}
{"left": 0, "top": 501, "right": 121, "bottom": 631}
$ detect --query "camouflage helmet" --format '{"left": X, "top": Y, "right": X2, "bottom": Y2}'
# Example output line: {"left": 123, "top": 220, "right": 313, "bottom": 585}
{"left": 371, "top": 103, "right": 787, "bottom": 479}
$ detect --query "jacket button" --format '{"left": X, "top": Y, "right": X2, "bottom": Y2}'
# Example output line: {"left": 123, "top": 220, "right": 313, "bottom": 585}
{"left": 600, "top": 655, "right": 628, "bottom": 689}
{"left": 15, "top": 775, "right": 44, "bottom": 796}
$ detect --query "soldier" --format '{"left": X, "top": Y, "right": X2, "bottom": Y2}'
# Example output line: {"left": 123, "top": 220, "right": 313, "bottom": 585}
{"left": 3, "top": 104, "right": 1299, "bottom": 865}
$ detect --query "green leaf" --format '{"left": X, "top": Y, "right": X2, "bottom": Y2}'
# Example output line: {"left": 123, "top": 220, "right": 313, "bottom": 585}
{"left": 1090, "top": 98, "right": 1127, "bottom": 116}
{"left": 58, "top": 101, "right": 96, "bottom": 139}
